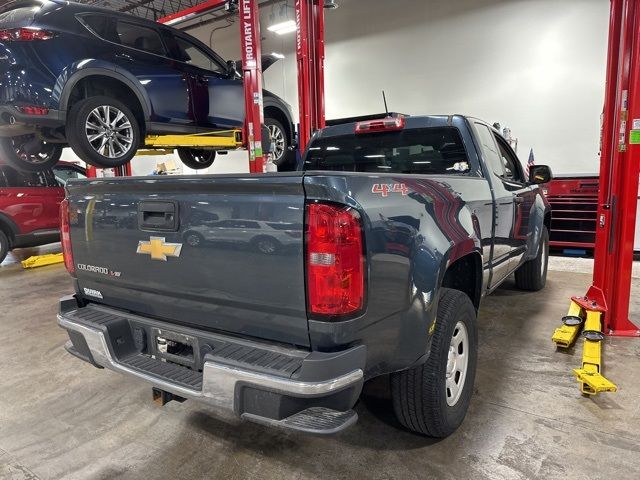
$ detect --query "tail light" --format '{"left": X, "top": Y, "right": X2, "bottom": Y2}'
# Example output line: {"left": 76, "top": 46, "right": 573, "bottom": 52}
{"left": 306, "top": 203, "right": 365, "bottom": 317}
{"left": 16, "top": 106, "right": 49, "bottom": 115}
{"left": 60, "top": 199, "right": 75, "bottom": 274}
{"left": 0, "top": 28, "right": 55, "bottom": 41}
{"left": 355, "top": 116, "right": 405, "bottom": 134}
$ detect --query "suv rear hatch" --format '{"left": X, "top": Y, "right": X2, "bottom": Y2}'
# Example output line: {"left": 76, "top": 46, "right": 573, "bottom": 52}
{"left": 65, "top": 173, "right": 310, "bottom": 347}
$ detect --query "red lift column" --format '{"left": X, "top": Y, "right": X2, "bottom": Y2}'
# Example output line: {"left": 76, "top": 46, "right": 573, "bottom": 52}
{"left": 577, "top": 0, "right": 640, "bottom": 336}
{"left": 295, "top": 0, "right": 326, "bottom": 152}
{"left": 240, "top": 0, "right": 266, "bottom": 173}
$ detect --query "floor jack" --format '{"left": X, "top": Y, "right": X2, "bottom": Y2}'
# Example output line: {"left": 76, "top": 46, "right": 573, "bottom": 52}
{"left": 552, "top": 298, "right": 617, "bottom": 395}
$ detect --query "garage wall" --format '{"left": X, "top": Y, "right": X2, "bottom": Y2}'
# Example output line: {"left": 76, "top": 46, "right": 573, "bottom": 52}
{"left": 189, "top": 0, "right": 610, "bottom": 174}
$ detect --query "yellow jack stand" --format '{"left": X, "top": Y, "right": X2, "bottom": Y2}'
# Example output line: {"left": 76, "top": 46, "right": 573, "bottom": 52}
{"left": 21, "top": 253, "right": 64, "bottom": 269}
{"left": 552, "top": 300, "right": 617, "bottom": 395}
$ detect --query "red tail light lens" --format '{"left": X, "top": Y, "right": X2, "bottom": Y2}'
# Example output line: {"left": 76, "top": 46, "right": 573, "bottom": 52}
{"left": 0, "top": 28, "right": 55, "bottom": 41}
{"left": 60, "top": 199, "right": 75, "bottom": 274}
{"left": 306, "top": 203, "right": 365, "bottom": 317}
{"left": 16, "top": 106, "right": 49, "bottom": 115}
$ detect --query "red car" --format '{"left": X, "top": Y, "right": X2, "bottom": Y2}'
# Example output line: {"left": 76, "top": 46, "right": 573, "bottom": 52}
{"left": 0, "top": 161, "right": 86, "bottom": 264}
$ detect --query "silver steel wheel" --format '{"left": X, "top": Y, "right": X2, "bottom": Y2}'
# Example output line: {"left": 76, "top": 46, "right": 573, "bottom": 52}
{"left": 445, "top": 321, "right": 469, "bottom": 407}
{"left": 267, "top": 123, "right": 286, "bottom": 162}
{"left": 85, "top": 105, "right": 134, "bottom": 159}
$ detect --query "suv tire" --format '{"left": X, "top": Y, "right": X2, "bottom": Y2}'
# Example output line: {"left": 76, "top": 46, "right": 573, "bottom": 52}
{"left": 265, "top": 117, "right": 293, "bottom": 169}
{"left": 177, "top": 148, "right": 216, "bottom": 170}
{"left": 0, "top": 230, "right": 9, "bottom": 265}
{"left": 0, "top": 135, "right": 62, "bottom": 172}
{"left": 66, "top": 96, "right": 140, "bottom": 169}
{"left": 515, "top": 226, "right": 549, "bottom": 291}
{"left": 391, "top": 288, "right": 478, "bottom": 437}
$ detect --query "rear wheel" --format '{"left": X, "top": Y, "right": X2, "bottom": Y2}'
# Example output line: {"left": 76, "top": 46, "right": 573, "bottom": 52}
{"left": 66, "top": 96, "right": 140, "bottom": 169}
{"left": 0, "top": 230, "right": 9, "bottom": 265}
{"left": 391, "top": 288, "right": 478, "bottom": 437}
{"left": 177, "top": 148, "right": 216, "bottom": 170}
{"left": 515, "top": 226, "right": 549, "bottom": 291}
{"left": 0, "top": 135, "right": 62, "bottom": 172}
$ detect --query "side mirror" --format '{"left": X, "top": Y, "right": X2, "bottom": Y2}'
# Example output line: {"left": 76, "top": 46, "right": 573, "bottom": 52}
{"left": 529, "top": 165, "right": 553, "bottom": 184}
{"left": 226, "top": 60, "right": 240, "bottom": 78}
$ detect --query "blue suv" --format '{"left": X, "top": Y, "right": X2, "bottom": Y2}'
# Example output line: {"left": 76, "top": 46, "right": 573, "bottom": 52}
{"left": 0, "top": 0, "right": 295, "bottom": 171}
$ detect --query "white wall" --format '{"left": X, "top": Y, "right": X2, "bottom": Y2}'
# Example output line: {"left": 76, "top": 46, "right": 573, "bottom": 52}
{"left": 188, "top": 0, "right": 610, "bottom": 174}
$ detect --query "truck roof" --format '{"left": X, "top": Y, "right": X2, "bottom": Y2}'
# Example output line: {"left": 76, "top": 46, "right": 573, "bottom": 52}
{"left": 314, "top": 114, "right": 472, "bottom": 139}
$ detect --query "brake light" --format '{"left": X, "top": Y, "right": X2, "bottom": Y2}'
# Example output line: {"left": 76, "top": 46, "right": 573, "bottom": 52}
{"left": 16, "top": 106, "right": 49, "bottom": 115}
{"left": 0, "top": 28, "right": 55, "bottom": 41}
{"left": 355, "top": 116, "right": 405, "bottom": 134}
{"left": 60, "top": 199, "right": 75, "bottom": 274}
{"left": 306, "top": 203, "right": 364, "bottom": 317}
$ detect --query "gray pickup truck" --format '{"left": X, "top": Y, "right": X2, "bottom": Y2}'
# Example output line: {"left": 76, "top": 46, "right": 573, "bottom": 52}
{"left": 58, "top": 115, "right": 552, "bottom": 438}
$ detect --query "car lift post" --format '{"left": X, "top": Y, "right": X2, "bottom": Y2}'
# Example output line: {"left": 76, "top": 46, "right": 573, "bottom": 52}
{"left": 552, "top": 0, "right": 640, "bottom": 395}
{"left": 295, "top": 0, "right": 326, "bottom": 152}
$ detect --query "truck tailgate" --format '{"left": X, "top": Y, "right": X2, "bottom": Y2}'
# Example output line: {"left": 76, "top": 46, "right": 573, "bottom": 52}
{"left": 66, "top": 174, "right": 309, "bottom": 347}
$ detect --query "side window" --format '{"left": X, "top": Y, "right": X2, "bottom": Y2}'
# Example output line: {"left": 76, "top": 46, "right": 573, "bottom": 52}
{"left": 79, "top": 14, "right": 119, "bottom": 43}
{"left": 116, "top": 21, "right": 166, "bottom": 56}
{"left": 1, "top": 168, "right": 51, "bottom": 188}
{"left": 52, "top": 166, "right": 86, "bottom": 186}
{"left": 174, "top": 36, "right": 225, "bottom": 73}
{"left": 474, "top": 123, "right": 505, "bottom": 178}
{"left": 494, "top": 134, "right": 525, "bottom": 183}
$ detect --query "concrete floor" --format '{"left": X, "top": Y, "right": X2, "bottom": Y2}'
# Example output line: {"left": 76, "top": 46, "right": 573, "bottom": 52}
{"left": 1, "top": 245, "right": 640, "bottom": 480}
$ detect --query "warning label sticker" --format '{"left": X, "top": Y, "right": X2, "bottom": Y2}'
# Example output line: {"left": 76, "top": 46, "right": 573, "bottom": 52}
{"left": 630, "top": 130, "right": 640, "bottom": 144}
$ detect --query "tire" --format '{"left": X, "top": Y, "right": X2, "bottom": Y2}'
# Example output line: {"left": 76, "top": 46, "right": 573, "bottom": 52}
{"left": 177, "top": 148, "right": 216, "bottom": 170}
{"left": 391, "top": 288, "right": 478, "bottom": 437}
{"left": 0, "top": 230, "right": 9, "bottom": 265}
{"left": 0, "top": 135, "right": 62, "bottom": 172}
{"left": 264, "top": 117, "right": 292, "bottom": 168}
{"left": 184, "top": 231, "right": 205, "bottom": 248}
{"left": 66, "top": 96, "right": 140, "bottom": 169}
{"left": 515, "top": 226, "right": 549, "bottom": 291}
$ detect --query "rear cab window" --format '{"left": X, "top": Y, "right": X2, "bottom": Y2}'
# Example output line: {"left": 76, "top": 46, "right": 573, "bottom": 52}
{"left": 303, "top": 127, "right": 470, "bottom": 175}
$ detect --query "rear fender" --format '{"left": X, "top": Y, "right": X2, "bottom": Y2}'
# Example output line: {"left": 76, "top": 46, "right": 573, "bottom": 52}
{"left": 56, "top": 62, "right": 151, "bottom": 120}
{"left": 523, "top": 193, "right": 549, "bottom": 261}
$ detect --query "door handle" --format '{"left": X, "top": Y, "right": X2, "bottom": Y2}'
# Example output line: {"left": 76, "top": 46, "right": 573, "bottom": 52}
{"left": 138, "top": 201, "right": 179, "bottom": 231}
{"left": 194, "top": 75, "right": 209, "bottom": 86}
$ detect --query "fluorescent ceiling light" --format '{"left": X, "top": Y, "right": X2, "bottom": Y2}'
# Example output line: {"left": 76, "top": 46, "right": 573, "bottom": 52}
{"left": 365, "top": 155, "right": 385, "bottom": 158}
{"left": 271, "top": 52, "right": 285, "bottom": 59}
{"left": 268, "top": 20, "right": 297, "bottom": 35}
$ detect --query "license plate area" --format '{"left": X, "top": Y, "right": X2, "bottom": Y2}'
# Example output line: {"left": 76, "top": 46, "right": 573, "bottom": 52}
{"left": 151, "top": 327, "right": 200, "bottom": 369}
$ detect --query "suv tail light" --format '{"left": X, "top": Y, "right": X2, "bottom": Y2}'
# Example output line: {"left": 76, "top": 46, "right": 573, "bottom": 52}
{"left": 60, "top": 199, "right": 75, "bottom": 274}
{"left": 0, "top": 28, "right": 55, "bottom": 41}
{"left": 306, "top": 203, "right": 365, "bottom": 317}
{"left": 355, "top": 116, "right": 405, "bottom": 134}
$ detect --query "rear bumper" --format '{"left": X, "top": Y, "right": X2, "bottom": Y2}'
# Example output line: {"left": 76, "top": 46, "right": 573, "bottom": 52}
{"left": 0, "top": 105, "right": 65, "bottom": 136}
{"left": 58, "top": 296, "right": 365, "bottom": 434}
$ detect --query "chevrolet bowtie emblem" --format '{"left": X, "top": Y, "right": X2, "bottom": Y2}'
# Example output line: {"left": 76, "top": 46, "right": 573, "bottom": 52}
{"left": 136, "top": 237, "right": 182, "bottom": 261}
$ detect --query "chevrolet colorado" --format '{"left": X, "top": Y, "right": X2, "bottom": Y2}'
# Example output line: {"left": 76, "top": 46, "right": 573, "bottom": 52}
{"left": 57, "top": 115, "right": 552, "bottom": 437}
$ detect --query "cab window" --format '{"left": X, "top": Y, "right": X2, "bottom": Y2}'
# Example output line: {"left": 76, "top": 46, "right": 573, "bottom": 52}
{"left": 494, "top": 134, "right": 525, "bottom": 183}
{"left": 174, "top": 36, "right": 225, "bottom": 73}
{"left": 0, "top": 167, "right": 57, "bottom": 188}
{"left": 52, "top": 165, "right": 87, "bottom": 186}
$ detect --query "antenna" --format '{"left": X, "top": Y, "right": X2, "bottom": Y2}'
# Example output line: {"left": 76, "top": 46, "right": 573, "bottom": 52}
{"left": 382, "top": 90, "right": 389, "bottom": 117}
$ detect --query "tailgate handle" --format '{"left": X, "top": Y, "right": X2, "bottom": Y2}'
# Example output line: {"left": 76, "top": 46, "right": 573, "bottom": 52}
{"left": 138, "top": 201, "right": 179, "bottom": 231}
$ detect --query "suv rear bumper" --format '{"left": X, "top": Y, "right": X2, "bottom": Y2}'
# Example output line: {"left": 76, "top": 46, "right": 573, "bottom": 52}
{"left": 0, "top": 106, "right": 65, "bottom": 136}
{"left": 58, "top": 296, "right": 365, "bottom": 434}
